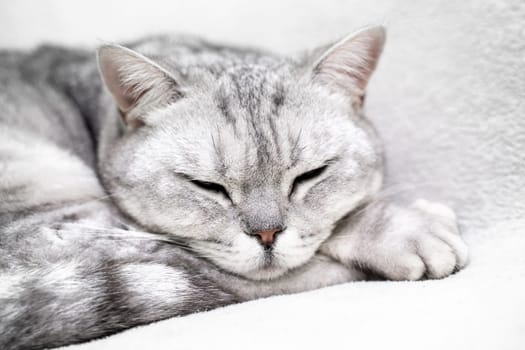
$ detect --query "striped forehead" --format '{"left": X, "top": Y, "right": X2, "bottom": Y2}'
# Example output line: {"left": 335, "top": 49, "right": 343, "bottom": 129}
{"left": 165, "top": 62, "right": 346, "bottom": 186}
{"left": 212, "top": 65, "right": 293, "bottom": 172}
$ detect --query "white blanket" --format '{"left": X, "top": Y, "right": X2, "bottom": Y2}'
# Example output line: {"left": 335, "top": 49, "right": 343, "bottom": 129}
{"left": 3, "top": 0, "right": 523, "bottom": 349}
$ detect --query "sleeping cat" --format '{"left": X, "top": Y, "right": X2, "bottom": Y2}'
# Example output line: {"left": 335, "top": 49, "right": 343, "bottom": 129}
{"left": 0, "top": 26, "right": 468, "bottom": 349}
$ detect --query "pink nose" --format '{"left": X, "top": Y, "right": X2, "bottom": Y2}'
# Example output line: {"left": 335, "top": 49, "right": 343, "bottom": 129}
{"left": 254, "top": 228, "right": 281, "bottom": 246}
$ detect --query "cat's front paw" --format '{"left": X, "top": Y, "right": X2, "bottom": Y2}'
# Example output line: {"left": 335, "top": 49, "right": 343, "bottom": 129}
{"left": 359, "top": 199, "right": 469, "bottom": 281}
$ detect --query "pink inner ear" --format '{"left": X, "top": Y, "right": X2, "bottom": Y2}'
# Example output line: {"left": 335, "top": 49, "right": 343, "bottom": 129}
{"left": 98, "top": 46, "right": 139, "bottom": 112}
{"left": 313, "top": 26, "right": 386, "bottom": 101}
{"left": 97, "top": 44, "right": 181, "bottom": 127}
{"left": 99, "top": 47, "right": 159, "bottom": 113}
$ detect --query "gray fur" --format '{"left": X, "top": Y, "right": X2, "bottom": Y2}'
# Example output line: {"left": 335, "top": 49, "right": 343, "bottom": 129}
{"left": 0, "top": 26, "right": 468, "bottom": 349}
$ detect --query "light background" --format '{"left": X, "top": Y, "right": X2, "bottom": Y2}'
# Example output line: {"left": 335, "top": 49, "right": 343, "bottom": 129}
{"left": 0, "top": 0, "right": 394, "bottom": 52}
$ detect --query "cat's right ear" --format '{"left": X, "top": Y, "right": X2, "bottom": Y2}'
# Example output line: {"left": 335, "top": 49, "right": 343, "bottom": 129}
{"left": 97, "top": 44, "right": 183, "bottom": 127}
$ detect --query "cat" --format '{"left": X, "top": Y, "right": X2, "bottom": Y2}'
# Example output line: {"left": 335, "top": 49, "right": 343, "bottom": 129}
{"left": 0, "top": 26, "right": 468, "bottom": 350}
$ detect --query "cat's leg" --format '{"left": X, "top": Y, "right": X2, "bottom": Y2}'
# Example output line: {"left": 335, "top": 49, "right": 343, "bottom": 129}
{"left": 320, "top": 199, "right": 469, "bottom": 281}
{"left": 0, "top": 223, "right": 359, "bottom": 349}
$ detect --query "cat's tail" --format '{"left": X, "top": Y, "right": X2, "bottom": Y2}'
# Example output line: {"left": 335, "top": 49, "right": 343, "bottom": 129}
{"left": 0, "top": 232, "right": 239, "bottom": 350}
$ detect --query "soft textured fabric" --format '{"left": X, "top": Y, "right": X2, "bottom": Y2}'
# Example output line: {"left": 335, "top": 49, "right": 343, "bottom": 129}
{"left": 2, "top": 0, "right": 523, "bottom": 349}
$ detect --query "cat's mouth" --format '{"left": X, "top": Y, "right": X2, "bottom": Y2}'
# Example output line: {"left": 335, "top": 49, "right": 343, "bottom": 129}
{"left": 261, "top": 249, "right": 274, "bottom": 266}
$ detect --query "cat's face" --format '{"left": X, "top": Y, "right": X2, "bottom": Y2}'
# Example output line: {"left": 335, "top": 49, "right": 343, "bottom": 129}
{"left": 98, "top": 27, "right": 385, "bottom": 280}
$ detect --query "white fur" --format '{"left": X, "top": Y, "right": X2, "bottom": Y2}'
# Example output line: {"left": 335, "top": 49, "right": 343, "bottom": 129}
{"left": 120, "top": 264, "right": 190, "bottom": 305}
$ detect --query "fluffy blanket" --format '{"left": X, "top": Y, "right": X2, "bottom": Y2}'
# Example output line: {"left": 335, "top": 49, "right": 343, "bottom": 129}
{"left": 3, "top": 0, "right": 522, "bottom": 349}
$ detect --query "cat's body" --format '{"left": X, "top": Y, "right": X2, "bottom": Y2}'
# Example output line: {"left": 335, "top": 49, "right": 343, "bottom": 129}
{"left": 0, "top": 28, "right": 468, "bottom": 350}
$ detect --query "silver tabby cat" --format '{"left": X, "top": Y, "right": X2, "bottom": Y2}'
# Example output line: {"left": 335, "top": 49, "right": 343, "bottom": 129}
{"left": 0, "top": 26, "right": 468, "bottom": 349}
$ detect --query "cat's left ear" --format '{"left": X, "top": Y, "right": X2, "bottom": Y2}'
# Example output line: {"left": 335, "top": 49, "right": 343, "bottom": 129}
{"left": 97, "top": 44, "right": 183, "bottom": 127}
{"left": 312, "top": 26, "right": 386, "bottom": 109}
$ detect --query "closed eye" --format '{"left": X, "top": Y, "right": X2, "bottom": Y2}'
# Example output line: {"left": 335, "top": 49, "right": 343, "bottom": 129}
{"left": 191, "top": 179, "right": 232, "bottom": 201}
{"left": 290, "top": 165, "right": 328, "bottom": 196}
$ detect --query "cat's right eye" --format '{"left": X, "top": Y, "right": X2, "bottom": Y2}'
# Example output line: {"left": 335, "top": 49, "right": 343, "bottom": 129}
{"left": 289, "top": 165, "right": 328, "bottom": 196}
{"left": 190, "top": 179, "right": 232, "bottom": 201}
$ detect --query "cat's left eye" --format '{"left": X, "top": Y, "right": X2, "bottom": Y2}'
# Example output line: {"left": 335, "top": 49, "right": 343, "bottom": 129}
{"left": 290, "top": 165, "right": 328, "bottom": 196}
{"left": 191, "top": 180, "right": 232, "bottom": 201}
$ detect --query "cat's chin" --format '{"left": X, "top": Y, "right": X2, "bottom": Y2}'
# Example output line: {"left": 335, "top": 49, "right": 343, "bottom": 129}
{"left": 242, "top": 265, "right": 290, "bottom": 281}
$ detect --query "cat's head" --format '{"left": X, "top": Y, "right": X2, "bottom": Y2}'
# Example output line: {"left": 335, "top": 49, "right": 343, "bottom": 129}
{"left": 97, "top": 27, "right": 385, "bottom": 280}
